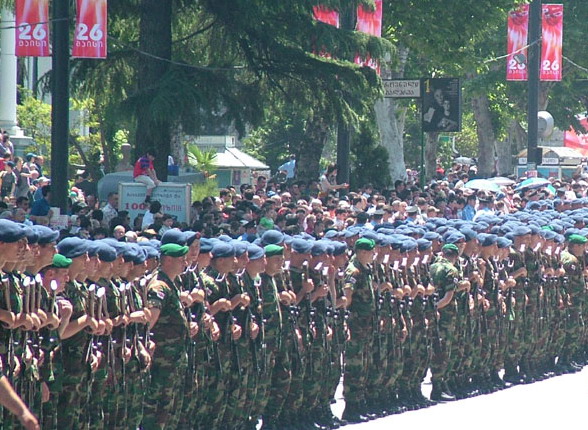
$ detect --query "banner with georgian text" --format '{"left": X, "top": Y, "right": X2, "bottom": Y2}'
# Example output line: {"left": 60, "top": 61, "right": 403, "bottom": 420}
{"left": 506, "top": 4, "right": 529, "bottom": 81}
{"left": 541, "top": 4, "right": 563, "bottom": 81}
{"left": 355, "top": 0, "right": 382, "bottom": 74}
{"left": 72, "top": 0, "right": 107, "bottom": 58}
{"left": 15, "top": 0, "right": 51, "bottom": 57}
{"left": 313, "top": 5, "right": 340, "bottom": 28}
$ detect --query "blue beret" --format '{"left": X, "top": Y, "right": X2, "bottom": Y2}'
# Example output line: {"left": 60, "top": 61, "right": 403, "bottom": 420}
{"left": 0, "top": 220, "right": 26, "bottom": 243}
{"left": 247, "top": 244, "right": 265, "bottom": 260}
{"left": 478, "top": 233, "right": 498, "bottom": 247}
{"left": 261, "top": 230, "right": 285, "bottom": 246}
{"left": 130, "top": 245, "right": 147, "bottom": 264}
{"left": 497, "top": 237, "right": 512, "bottom": 249}
{"left": 543, "top": 230, "right": 557, "bottom": 241}
{"left": 512, "top": 226, "right": 532, "bottom": 236}
{"left": 417, "top": 238, "right": 432, "bottom": 251}
{"left": 232, "top": 241, "right": 249, "bottom": 257}
{"left": 184, "top": 231, "right": 200, "bottom": 246}
{"left": 400, "top": 239, "right": 418, "bottom": 253}
{"left": 211, "top": 242, "right": 235, "bottom": 258}
{"left": 332, "top": 242, "right": 347, "bottom": 256}
{"left": 138, "top": 242, "right": 160, "bottom": 259}
{"left": 554, "top": 234, "right": 565, "bottom": 244}
{"left": 32, "top": 225, "right": 59, "bottom": 245}
{"left": 217, "top": 234, "right": 233, "bottom": 243}
{"left": 100, "top": 238, "right": 126, "bottom": 257}
{"left": 324, "top": 230, "right": 340, "bottom": 239}
{"left": 121, "top": 243, "right": 139, "bottom": 263}
{"left": 199, "top": 238, "right": 214, "bottom": 253}
{"left": 311, "top": 242, "right": 327, "bottom": 256}
{"left": 360, "top": 230, "right": 380, "bottom": 243}
{"left": 57, "top": 237, "right": 88, "bottom": 259}
{"left": 319, "top": 240, "right": 335, "bottom": 255}
{"left": 291, "top": 239, "right": 313, "bottom": 254}
{"left": 423, "top": 231, "right": 440, "bottom": 241}
{"left": 90, "top": 241, "right": 117, "bottom": 262}
{"left": 283, "top": 235, "right": 294, "bottom": 245}
{"left": 21, "top": 226, "right": 39, "bottom": 245}
{"left": 444, "top": 232, "right": 466, "bottom": 244}
{"left": 527, "top": 201, "right": 540, "bottom": 210}
{"left": 161, "top": 228, "right": 187, "bottom": 246}
{"left": 460, "top": 228, "right": 477, "bottom": 242}
{"left": 528, "top": 225, "right": 540, "bottom": 235}
{"left": 389, "top": 235, "right": 405, "bottom": 250}
{"left": 343, "top": 228, "right": 361, "bottom": 238}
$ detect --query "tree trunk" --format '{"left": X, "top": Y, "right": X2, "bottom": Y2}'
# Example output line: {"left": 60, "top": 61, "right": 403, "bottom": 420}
{"left": 296, "top": 117, "right": 329, "bottom": 181}
{"left": 496, "top": 137, "right": 513, "bottom": 177}
{"left": 472, "top": 94, "right": 496, "bottom": 178}
{"left": 424, "top": 132, "right": 439, "bottom": 182}
{"left": 375, "top": 98, "right": 407, "bottom": 182}
{"left": 135, "top": 0, "right": 172, "bottom": 180}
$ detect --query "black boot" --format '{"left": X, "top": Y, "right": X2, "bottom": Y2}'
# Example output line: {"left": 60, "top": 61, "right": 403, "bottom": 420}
{"left": 430, "top": 381, "right": 456, "bottom": 402}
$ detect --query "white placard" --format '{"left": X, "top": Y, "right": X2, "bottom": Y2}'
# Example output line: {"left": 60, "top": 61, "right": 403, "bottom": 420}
{"left": 383, "top": 79, "right": 421, "bottom": 98}
{"left": 118, "top": 182, "right": 191, "bottom": 225}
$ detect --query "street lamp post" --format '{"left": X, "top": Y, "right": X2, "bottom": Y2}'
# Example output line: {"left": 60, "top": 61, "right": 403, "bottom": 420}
{"left": 527, "top": 0, "right": 542, "bottom": 177}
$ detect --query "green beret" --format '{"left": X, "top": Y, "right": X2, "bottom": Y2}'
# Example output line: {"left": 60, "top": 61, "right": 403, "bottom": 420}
{"left": 51, "top": 254, "right": 72, "bottom": 269}
{"left": 442, "top": 243, "right": 459, "bottom": 253}
{"left": 541, "top": 225, "right": 554, "bottom": 231}
{"left": 355, "top": 238, "right": 376, "bottom": 251}
{"left": 264, "top": 244, "right": 284, "bottom": 257}
{"left": 160, "top": 243, "right": 189, "bottom": 257}
{"left": 567, "top": 234, "right": 587, "bottom": 245}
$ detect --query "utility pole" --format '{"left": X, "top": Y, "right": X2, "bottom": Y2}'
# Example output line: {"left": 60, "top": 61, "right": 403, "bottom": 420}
{"left": 50, "top": 0, "right": 70, "bottom": 211}
{"left": 527, "top": 0, "right": 541, "bottom": 177}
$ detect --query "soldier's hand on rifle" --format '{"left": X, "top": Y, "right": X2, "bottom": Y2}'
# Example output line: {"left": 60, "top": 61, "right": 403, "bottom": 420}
{"left": 302, "top": 279, "right": 314, "bottom": 294}
{"left": 211, "top": 321, "right": 221, "bottom": 341}
{"left": 513, "top": 267, "right": 527, "bottom": 278}
{"left": 15, "top": 313, "right": 33, "bottom": 331}
{"left": 457, "top": 280, "right": 471, "bottom": 292}
{"left": 147, "top": 339, "right": 156, "bottom": 355}
{"left": 17, "top": 408, "right": 39, "bottom": 430}
{"left": 180, "top": 291, "right": 194, "bottom": 307}
{"left": 37, "top": 309, "right": 48, "bottom": 326}
{"left": 189, "top": 321, "right": 199, "bottom": 338}
{"left": 379, "top": 319, "right": 386, "bottom": 331}
{"left": 249, "top": 321, "right": 259, "bottom": 340}
{"left": 295, "top": 328, "right": 304, "bottom": 350}
{"left": 57, "top": 300, "right": 73, "bottom": 320}
{"left": 12, "top": 356, "right": 21, "bottom": 378}
{"left": 326, "top": 326, "right": 333, "bottom": 342}
{"left": 278, "top": 291, "right": 292, "bottom": 305}
{"left": 138, "top": 344, "right": 152, "bottom": 370}
{"left": 336, "top": 296, "right": 348, "bottom": 309}
{"left": 0, "top": 310, "right": 16, "bottom": 329}
{"left": 191, "top": 289, "right": 206, "bottom": 304}
{"left": 231, "top": 323, "right": 242, "bottom": 341}
{"left": 240, "top": 293, "right": 251, "bottom": 307}
{"left": 90, "top": 351, "right": 101, "bottom": 373}
{"left": 24, "top": 344, "right": 34, "bottom": 364}
{"left": 344, "top": 323, "right": 351, "bottom": 342}
{"left": 122, "top": 346, "right": 132, "bottom": 363}
{"left": 30, "top": 313, "right": 42, "bottom": 331}
{"left": 86, "top": 316, "right": 100, "bottom": 333}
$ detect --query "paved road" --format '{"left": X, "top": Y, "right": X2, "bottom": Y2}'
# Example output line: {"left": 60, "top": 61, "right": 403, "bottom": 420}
{"left": 330, "top": 366, "right": 588, "bottom": 430}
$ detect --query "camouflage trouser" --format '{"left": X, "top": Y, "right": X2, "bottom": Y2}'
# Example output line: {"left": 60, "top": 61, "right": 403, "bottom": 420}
{"left": 284, "top": 326, "right": 306, "bottom": 419}
{"left": 222, "top": 342, "right": 252, "bottom": 427}
{"left": 561, "top": 304, "right": 585, "bottom": 362}
{"left": 124, "top": 360, "right": 146, "bottom": 430}
{"left": 263, "top": 343, "right": 292, "bottom": 422}
{"left": 57, "top": 350, "right": 87, "bottom": 430}
{"left": 343, "top": 323, "right": 372, "bottom": 410}
{"left": 430, "top": 307, "right": 456, "bottom": 384}
{"left": 365, "top": 322, "right": 387, "bottom": 405}
{"left": 142, "top": 352, "right": 187, "bottom": 430}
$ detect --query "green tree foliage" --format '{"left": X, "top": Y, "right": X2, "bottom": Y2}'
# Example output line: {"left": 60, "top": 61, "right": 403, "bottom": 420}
{"left": 350, "top": 119, "right": 391, "bottom": 189}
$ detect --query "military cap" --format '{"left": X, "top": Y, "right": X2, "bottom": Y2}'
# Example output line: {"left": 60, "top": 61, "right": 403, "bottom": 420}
{"left": 360, "top": 230, "right": 380, "bottom": 243}
{"left": 261, "top": 230, "right": 285, "bottom": 246}
{"left": 131, "top": 247, "right": 148, "bottom": 264}
{"left": 264, "top": 244, "right": 284, "bottom": 257}
{"left": 567, "top": 234, "right": 587, "bottom": 245}
{"left": 478, "top": 233, "right": 498, "bottom": 247}
{"left": 283, "top": 235, "right": 294, "bottom": 245}
{"left": 355, "top": 238, "right": 376, "bottom": 251}
{"left": 444, "top": 232, "right": 466, "bottom": 244}
{"left": 400, "top": 239, "right": 417, "bottom": 253}
{"left": 441, "top": 243, "right": 458, "bottom": 253}
{"left": 377, "top": 228, "right": 395, "bottom": 236}
{"left": 0, "top": 220, "right": 26, "bottom": 243}
{"left": 138, "top": 242, "right": 160, "bottom": 259}
{"left": 32, "top": 225, "right": 60, "bottom": 245}
{"left": 51, "top": 253, "right": 72, "bottom": 269}
{"left": 232, "top": 240, "right": 249, "bottom": 257}
{"left": 416, "top": 238, "right": 432, "bottom": 251}
{"left": 554, "top": 234, "right": 565, "bottom": 244}
{"left": 423, "top": 231, "right": 440, "bottom": 241}
{"left": 91, "top": 241, "right": 117, "bottom": 262}
{"left": 324, "top": 230, "right": 340, "bottom": 239}
{"left": 291, "top": 238, "right": 313, "bottom": 254}
{"left": 543, "top": 230, "right": 557, "bottom": 241}
{"left": 460, "top": 228, "right": 477, "bottom": 242}
{"left": 247, "top": 244, "right": 265, "bottom": 260}
{"left": 512, "top": 226, "right": 532, "bottom": 236}
{"left": 343, "top": 227, "right": 361, "bottom": 239}
{"left": 57, "top": 237, "right": 88, "bottom": 259}
{"left": 217, "top": 234, "right": 233, "bottom": 243}
{"left": 21, "top": 226, "right": 39, "bottom": 245}
{"left": 496, "top": 237, "right": 512, "bottom": 249}
{"left": 527, "top": 201, "right": 541, "bottom": 210}
{"left": 332, "top": 242, "right": 347, "bottom": 256}
{"left": 184, "top": 231, "right": 200, "bottom": 246}
{"left": 160, "top": 243, "right": 189, "bottom": 257}
{"left": 199, "top": 238, "right": 215, "bottom": 253}
{"left": 211, "top": 242, "right": 235, "bottom": 258}
{"left": 311, "top": 242, "right": 328, "bottom": 256}
{"left": 161, "top": 228, "right": 188, "bottom": 246}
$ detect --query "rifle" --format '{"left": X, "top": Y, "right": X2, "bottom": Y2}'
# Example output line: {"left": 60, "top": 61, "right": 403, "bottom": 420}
{"left": 3, "top": 274, "right": 15, "bottom": 382}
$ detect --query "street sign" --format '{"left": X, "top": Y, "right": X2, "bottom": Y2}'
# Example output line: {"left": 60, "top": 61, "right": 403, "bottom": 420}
{"left": 382, "top": 79, "right": 421, "bottom": 98}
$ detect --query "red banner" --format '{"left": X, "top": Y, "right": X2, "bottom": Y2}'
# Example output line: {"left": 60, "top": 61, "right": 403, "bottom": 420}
{"left": 564, "top": 117, "right": 588, "bottom": 156}
{"left": 313, "top": 5, "right": 340, "bottom": 28}
{"left": 15, "top": 0, "right": 51, "bottom": 57}
{"left": 355, "top": 0, "right": 383, "bottom": 74}
{"left": 541, "top": 4, "right": 563, "bottom": 81}
{"left": 506, "top": 4, "right": 529, "bottom": 81}
{"left": 72, "top": 0, "right": 108, "bottom": 59}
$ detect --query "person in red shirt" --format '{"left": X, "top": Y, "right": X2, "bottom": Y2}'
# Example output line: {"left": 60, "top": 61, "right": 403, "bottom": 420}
{"left": 133, "top": 151, "right": 161, "bottom": 202}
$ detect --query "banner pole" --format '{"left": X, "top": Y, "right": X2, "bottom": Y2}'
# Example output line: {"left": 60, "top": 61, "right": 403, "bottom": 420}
{"left": 527, "top": 0, "right": 541, "bottom": 177}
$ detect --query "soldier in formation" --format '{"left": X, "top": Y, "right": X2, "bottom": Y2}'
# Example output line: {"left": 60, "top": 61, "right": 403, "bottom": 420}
{"left": 0, "top": 204, "right": 586, "bottom": 429}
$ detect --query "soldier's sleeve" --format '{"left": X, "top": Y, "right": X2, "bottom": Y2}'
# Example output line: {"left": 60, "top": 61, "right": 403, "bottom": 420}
{"left": 344, "top": 266, "right": 360, "bottom": 293}
{"left": 146, "top": 280, "right": 170, "bottom": 310}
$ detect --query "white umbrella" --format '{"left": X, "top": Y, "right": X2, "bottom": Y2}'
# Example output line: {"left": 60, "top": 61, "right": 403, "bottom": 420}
{"left": 465, "top": 179, "right": 502, "bottom": 193}
{"left": 488, "top": 177, "right": 515, "bottom": 186}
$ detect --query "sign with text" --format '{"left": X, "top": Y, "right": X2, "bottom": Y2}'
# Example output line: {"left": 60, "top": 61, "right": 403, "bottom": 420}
{"left": 541, "top": 4, "right": 563, "bottom": 81}
{"left": 383, "top": 79, "right": 421, "bottom": 98}
{"left": 506, "top": 4, "right": 529, "bottom": 81}
{"left": 422, "top": 78, "right": 461, "bottom": 132}
{"left": 118, "top": 183, "right": 191, "bottom": 225}
{"left": 15, "top": 0, "right": 51, "bottom": 57}
{"left": 72, "top": 0, "right": 107, "bottom": 58}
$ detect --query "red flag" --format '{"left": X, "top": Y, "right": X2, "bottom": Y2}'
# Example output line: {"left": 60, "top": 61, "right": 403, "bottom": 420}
{"left": 313, "top": 5, "right": 340, "bottom": 28}
{"left": 564, "top": 117, "right": 588, "bottom": 156}
{"left": 506, "top": 5, "right": 529, "bottom": 81}
{"left": 355, "top": 0, "right": 383, "bottom": 74}
{"left": 72, "top": 0, "right": 108, "bottom": 59}
{"left": 15, "top": 0, "right": 51, "bottom": 57}
{"left": 541, "top": 4, "right": 563, "bottom": 81}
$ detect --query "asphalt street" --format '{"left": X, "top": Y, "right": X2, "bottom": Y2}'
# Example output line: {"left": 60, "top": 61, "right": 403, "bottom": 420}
{"left": 330, "top": 366, "right": 588, "bottom": 430}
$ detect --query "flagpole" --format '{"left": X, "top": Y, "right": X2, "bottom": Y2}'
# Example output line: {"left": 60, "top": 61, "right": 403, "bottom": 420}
{"left": 527, "top": 0, "right": 541, "bottom": 178}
